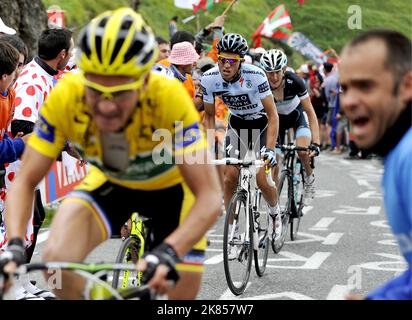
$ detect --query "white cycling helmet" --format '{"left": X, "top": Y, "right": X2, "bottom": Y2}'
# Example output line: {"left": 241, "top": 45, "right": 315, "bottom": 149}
{"left": 260, "top": 49, "right": 288, "bottom": 72}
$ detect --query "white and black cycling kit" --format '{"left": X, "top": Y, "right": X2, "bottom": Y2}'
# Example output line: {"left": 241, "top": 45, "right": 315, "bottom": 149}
{"left": 273, "top": 71, "right": 312, "bottom": 145}
{"left": 201, "top": 63, "right": 273, "bottom": 158}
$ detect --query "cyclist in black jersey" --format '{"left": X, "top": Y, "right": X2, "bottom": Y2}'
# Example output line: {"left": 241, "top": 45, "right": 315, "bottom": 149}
{"left": 260, "top": 49, "right": 321, "bottom": 204}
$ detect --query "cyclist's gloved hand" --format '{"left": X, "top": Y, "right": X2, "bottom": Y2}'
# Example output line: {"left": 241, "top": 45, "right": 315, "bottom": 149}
{"left": 0, "top": 238, "right": 26, "bottom": 270}
{"left": 261, "top": 148, "right": 277, "bottom": 167}
{"left": 140, "top": 242, "right": 181, "bottom": 286}
{"left": 309, "top": 143, "right": 321, "bottom": 157}
{"left": 0, "top": 238, "right": 26, "bottom": 289}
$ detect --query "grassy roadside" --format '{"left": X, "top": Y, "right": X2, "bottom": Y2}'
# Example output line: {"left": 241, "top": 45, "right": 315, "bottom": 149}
{"left": 42, "top": 0, "right": 412, "bottom": 68}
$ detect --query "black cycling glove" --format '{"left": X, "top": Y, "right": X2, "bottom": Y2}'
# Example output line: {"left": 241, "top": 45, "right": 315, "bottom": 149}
{"left": 141, "top": 242, "right": 181, "bottom": 286}
{"left": 0, "top": 238, "right": 26, "bottom": 271}
{"left": 309, "top": 143, "right": 321, "bottom": 157}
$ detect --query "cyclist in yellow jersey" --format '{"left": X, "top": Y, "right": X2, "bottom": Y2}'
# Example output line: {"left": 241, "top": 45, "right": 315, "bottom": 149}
{"left": 1, "top": 8, "right": 221, "bottom": 299}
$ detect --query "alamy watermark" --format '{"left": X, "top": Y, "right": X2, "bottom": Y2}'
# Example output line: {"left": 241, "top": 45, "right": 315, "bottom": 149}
{"left": 347, "top": 5, "right": 362, "bottom": 30}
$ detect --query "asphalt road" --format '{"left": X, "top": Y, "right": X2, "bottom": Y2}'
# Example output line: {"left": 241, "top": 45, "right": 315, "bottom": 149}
{"left": 31, "top": 152, "right": 407, "bottom": 300}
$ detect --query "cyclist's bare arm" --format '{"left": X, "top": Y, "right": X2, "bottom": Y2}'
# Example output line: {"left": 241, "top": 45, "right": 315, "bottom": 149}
{"left": 301, "top": 97, "right": 320, "bottom": 145}
{"left": 5, "top": 146, "right": 54, "bottom": 240}
{"left": 167, "top": 156, "right": 221, "bottom": 257}
{"left": 203, "top": 101, "right": 216, "bottom": 131}
{"left": 261, "top": 94, "right": 279, "bottom": 150}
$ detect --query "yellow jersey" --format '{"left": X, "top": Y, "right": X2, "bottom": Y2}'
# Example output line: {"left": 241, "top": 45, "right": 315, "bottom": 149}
{"left": 29, "top": 72, "right": 207, "bottom": 190}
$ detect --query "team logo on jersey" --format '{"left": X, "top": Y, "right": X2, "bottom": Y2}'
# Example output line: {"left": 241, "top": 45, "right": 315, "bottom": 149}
{"left": 215, "top": 82, "right": 221, "bottom": 88}
{"left": 35, "top": 115, "right": 55, "bottom": 143}
{"left": 221, "top": 94, "right": 252, "bottom": 108}
{"left": 222, "top": 82, "right": 228, "bottom": 88}
{"left": 201, "top": 85, "right": 208, "bottom": 96}
{"left": 246, "top": 80, "right": 253, "bottom": 89}
{"left": 239, "top": 77, "right": 245, "bottom": 87}
{"left": 287, "top": 78, "right": 293, "bottom": 84}
{"left": 258, "top": 81, "right": 270, "bottom": 93}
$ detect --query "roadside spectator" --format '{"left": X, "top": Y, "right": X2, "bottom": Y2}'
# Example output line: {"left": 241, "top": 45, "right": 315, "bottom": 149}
{"left": 168, "top": 16, "right": 178, "bottom": 39}
{"left": 310, "top": 72, "right": 328, "bottom": 149}
{"left": 158, "top": 31, "right": 197, "bottom": 100}
{"left": 194, "top": 15, "right": 225, "bottom": 61}
{"left": 155, "top": 36, "right": 171, "bottom": 62}
{"left": 322, "top": 62, "right": 339, "bottom": 150}
{"left": 340, "top": 29, "right": 412, "bottom": 300}
{"left": 3, "top": 28, "right": 74, "bottom": 300}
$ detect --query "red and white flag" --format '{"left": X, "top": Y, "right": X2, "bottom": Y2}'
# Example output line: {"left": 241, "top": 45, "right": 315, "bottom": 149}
{"left": 174, "top": 0, "right": 198, "bottom": 9}
{"left": 252, "top": 4, "right": 293, "bottom": 48}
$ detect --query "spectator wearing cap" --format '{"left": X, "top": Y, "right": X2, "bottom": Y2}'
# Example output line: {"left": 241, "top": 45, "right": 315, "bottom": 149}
{"left": 169, "top": 41, "right": 199, "bottom": 83}
{"left": 0, "top": 17, "right": 16, "bottom": 36}
{"left": 158, "top": 31, "right": 197, "bottom": 100}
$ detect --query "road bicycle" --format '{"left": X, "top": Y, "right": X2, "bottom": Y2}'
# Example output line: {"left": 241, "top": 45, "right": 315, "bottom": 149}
{"left": 112, "top": 212, "right": 149, "bottom": 290}
{"left": 0, "top": 261, "right": 161, "bottom": 300}
{"left": 272, "top": 143, "right": 311, "bottom": 253}
{"left": 213, "top": 157, "right": 275, "bottom": 295}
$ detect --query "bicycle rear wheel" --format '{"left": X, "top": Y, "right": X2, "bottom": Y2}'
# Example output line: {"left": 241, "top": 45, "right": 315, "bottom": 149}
{"left": 253, "top": 190, "right": 270, "bottom": 277}
{"left": 272, "top": 170, "right": 291, "bottom": 254}
{"left": 290, "top": 166, "right": 304, "bottom": 241}
{"left": 112, "top": 236, "right": 141, "bottom": 289}
{"left": 223, "top": 192, "right": 253, "bottom": 295}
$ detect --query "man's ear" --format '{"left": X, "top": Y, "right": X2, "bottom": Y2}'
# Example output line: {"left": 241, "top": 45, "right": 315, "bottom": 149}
{"left": 399, "top": 71, "right": 412, "bottom": 106}
{"left": 59, "top": 49, "right": 66, "bottom": 60}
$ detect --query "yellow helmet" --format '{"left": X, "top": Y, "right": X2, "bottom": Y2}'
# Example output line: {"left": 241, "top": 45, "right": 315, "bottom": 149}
{"left": 76, "top": 7, "right": 157, "bottom": 80}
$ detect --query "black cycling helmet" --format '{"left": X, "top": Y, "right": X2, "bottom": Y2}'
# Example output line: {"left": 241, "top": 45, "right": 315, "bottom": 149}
{"left": 217, "top": 33, "right": 249, "bottom": 57}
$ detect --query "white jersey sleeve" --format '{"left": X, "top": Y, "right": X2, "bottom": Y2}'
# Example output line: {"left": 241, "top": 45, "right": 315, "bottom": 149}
{"left": 200, "top": 67, "right": 220, "bottom": 105}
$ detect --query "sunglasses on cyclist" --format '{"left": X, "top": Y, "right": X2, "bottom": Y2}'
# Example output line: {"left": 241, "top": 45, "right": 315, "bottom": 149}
{"left": 81, "top": 74, "right": 144, "bottom": 102}
{"left": 217, "top": 55, "right": 244, "bottom": 66}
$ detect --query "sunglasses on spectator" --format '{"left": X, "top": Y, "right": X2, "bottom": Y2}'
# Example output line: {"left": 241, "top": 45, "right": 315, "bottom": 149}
{"left": 217, "top": 55, "right": 244, "bottom": 66}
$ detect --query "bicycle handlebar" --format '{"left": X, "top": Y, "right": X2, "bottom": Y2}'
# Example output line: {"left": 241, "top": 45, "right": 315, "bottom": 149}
{"left": 276, "top": 144, "right": 310, "bottom": 152}
{"left": 211, "top": 158, "right": 276, "bottom": 188}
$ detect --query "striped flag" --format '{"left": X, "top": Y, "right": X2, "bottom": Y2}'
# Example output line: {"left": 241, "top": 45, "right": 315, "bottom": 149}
{"left": 252, "top": 4, "right": 293, "bottom": 47}
{"left": 193, "top": 0, "right": 230, "bottom": 14}
{"left": 174, "top": 0, "right": 198, "bottom": 9}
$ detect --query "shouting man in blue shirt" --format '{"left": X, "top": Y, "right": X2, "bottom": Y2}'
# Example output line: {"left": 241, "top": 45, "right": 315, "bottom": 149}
{"left": 340, "top": 29, "right": 412, "bottom": 300}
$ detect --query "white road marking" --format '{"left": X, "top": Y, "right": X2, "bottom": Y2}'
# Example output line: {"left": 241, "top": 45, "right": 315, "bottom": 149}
{"left": 204, "top": 253, "right": 223, "bottom": 265}
{"left": 266, "top": 251, "right": 331, "bottom": 269}
{"left": 358, "top": 190, "right": 382, "bottom": 199}
{"left": 333, "top": 206, "right": 380, "bottom": 215}
{"left": 322, "top": 233, "right": 344, "bottom": 245}
{"left": 370, "top": 220, "right": 390, "bottom": 228}
{"left": 326, "top": 285, "right": 353, "bottom": 300}
{"left": 309, "top": 217, "right": 336, "bottom": 231}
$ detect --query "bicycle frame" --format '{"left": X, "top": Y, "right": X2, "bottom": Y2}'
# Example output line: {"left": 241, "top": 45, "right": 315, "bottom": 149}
{"left": 213, "top": 158, "right": 275, "bottom": 251}
{"left": 0, "top": 262, "right": 155, "bottom": 300}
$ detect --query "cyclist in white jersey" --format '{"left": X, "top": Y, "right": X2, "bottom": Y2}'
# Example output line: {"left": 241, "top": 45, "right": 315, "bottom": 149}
{"left": 201, "top": 33, "right": 283, "bottom": 242}
{"left": 260, "top": 49, "right": 321, "bottom": 204}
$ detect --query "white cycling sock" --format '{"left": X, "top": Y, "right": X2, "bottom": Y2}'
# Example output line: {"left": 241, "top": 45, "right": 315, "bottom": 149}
{"left": 269, "top": 203, "right": 280, "bottom": 217}
{"left": 304, "top": 173, "right": 315, "bottom": 184}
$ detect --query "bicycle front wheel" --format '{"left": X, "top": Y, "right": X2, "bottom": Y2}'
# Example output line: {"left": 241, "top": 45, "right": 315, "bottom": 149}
{"left": 253, "top": 190, "right": 270, "bottom": 277}
{"left": 290, "top": 166, "right": 305, "bottom": 241}
{"left": 112, "top": 236, "right": 141, "bottom": 289}
{"left": 223, "top": 192, "right": 253, "bottom": 295}
{"left": 272, "top": 170, "right": 291, "bottom": 254}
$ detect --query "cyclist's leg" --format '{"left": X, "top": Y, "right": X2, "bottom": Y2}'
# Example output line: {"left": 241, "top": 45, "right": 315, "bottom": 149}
{"left": 223, "top": 116, "right": 242, "bottom": 209}
{"left": 42, "top": 167, "right": 124, "bottom": 299}
{"left": 253, "top": 116, "right": 277, "bottom": 207}
{"left": 144, "top": 183, "right": 207, "bottom": 299}
{"left": 295, "top": 109, "right": 313, "bottom": 176}
{"left": 42, "top": 197, "right": 108, "bottom": 299}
